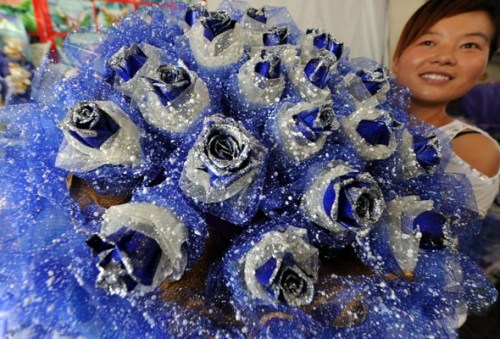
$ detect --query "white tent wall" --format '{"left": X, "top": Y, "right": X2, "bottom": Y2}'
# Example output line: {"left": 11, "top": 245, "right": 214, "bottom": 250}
{"left": 206, "top": 0, "right": 425, "bottom": 66}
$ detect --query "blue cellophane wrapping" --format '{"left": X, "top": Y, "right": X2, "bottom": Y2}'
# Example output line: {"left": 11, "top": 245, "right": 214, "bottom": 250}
{"left": 0, "top": 0, "right": 497, "bottom": 337}
{"left": 0, "top": 104, "right": 165, "bottom": 336}
{"left": 223, "top": 65, "right": 283, "bottom": 135}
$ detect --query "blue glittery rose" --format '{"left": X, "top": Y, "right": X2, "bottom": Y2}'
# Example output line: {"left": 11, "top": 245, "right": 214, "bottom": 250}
{"left": 108, "top": 44, "right": 148, "bottom": 82}
{"left": 226, "top": 49, "right": 285, "bottom": 133}
{"left": 342, "top": 105, "right": 402, "bottom": 160}
{"left": 108, "top": 43, "right": 166, "bottom": 99}
{"left": 242, "top": 226, "right": 319, "bottom": 306}
{"left": 63, "top": 101, "right": 120, "bottom": 149}
{"left": 263, "top": 26, "right": 289, "bottom": 46}
{"left": 304, "top": 52, "right": 337, "bottom": 89}
{"left": 312, "top": 32, "right": 343, "bottom": 60}
{"left": 402, "top": 130, "right": 443, "bottom": 178}
{"left": 0, "top": 1, "right": 496, "bottom": 337}
{"left": 301, "top": 163, "right": 385, "bottom": 241}
{"left": 56, "top": 100, "right": 142, "bottom": 172}
{"left": 301, "top": 29, "right": 343, "bottom": 63}
{"left": 387, "top": 197, "right": 445, "bottom": 276}
{"left": 239, "top": 8, "right": 297, "bottom": 50}
{"left": 413, "top": 210, "right": 450, "bottom": 250}
{"left": 201, "top": 10, "right": 236, "bottom": 42}
{"left": 356, "top": 67, "right": 389, "bottom": 96}
{"left": 149, "top": 64, "right": 192, "bottom": 104}
{"left": 272, "top": 100, "right": 340, "bottom": 162}
{"left": 187, "top": 10, "right": 244, "bottom": 66}
{"left": 238, "top": 7, "right": 268, "bottom": 45}
{"left": 289, "top": 50, "right": 337, "bottom": 102}
{"left": 235, "top": 50, "right": 284, "bottom": 104}
{"left": 88, "top": 203, "right": 189, "bottom": 296}
{"left": 137, "top": 61, "right": 210, "bottom": 134}
{"left": 227, "top": 1, "right": 302, "bottom": 48}
{"left": 343, "top": 64, "right": 390, "bottom": 104}
{"left": 247, "top": 7, "right": 267, "bottom": 24}
{"left": 254, "top": 49, "right": 282, "bottom": 79}
{"left": 179, "top": 114, "right": 268, "bottom": 224}
{"left": 185, "top": 2, "right": 209, "bottom": 27}
{"left": 358, "top": 196, "right": 451, "bottom": 278}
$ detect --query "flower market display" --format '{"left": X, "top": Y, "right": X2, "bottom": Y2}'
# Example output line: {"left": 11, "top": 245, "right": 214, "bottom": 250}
{"left": 0, "top": 1, "right": 497, "bottom": 337}
{"left": 0, "top": 10, "right": 34, "bottom": 107}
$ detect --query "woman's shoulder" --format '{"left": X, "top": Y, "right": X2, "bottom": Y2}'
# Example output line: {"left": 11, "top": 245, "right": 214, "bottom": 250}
{"left": 446, "top": 120, "right": 500, "bottom": 178}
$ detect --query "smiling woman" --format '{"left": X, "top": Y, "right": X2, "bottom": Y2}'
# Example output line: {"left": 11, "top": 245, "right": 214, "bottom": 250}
{"left": 392, "top": 0, "right": 500, "bottom": 217}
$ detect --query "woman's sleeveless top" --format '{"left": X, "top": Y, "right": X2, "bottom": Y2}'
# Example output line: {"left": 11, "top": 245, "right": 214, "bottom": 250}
{"left": 440, "top": 119, "right": 500, "bottom": 217}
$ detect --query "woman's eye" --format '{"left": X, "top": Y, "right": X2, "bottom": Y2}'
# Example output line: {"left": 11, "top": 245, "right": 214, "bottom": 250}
{"left": 419, "top": 40, "right": 434, "bottom": 46}
{"left": 461, "top": 42, "right": 479, "bottom": 49}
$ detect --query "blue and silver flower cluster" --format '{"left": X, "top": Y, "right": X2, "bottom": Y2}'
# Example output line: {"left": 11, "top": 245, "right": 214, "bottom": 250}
{"left": 0, "top": 0, "right": 495, "bottom": 338}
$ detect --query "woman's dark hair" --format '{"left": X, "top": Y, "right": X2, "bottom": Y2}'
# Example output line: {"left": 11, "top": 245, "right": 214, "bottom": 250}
{"left": 393, "top": 0, "right": 499, "bottom": 61}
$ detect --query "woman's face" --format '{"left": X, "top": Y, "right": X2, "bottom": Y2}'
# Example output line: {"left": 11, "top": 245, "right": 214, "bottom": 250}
{"left": 392, "top": 11, "right": 494, "bottom": 107}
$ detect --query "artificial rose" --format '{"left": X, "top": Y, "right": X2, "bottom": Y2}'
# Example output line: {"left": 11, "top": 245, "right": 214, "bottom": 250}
{"left": 108, "top": 43, "right": 169, "bottom": 102}
{"left": 306, "top": 29, "right": 343, "bottom": 60}
{"left": 289, "top": 50, "right": 337, "bottom": 103}
{"left": 187, "top": 10, "right": 244, "bottom": 66}
{"left": 300, "top": 29, "right": 343, "bottom": 64}
{"left": 235, "top": 50, "right": 285, "bottom": 105}
{"left": 356, "top": 66, "right": 389, "bottom": 96}
{"left": 56, "top": 100, "right": 142, "bottom": 172}
{"left": 108, "top": 44, "right": 148, "bottom": 82}
{"left": 301, "top": 163, "right": 385, "bottom": 238}
{"left": 363, "top": 196, "right": 451, "bottom": 278}
{"left": 64, "top": 101, "right": 120, "bottom": 149}
{"left": 149, "top": 64, "right": 192, "bottom": 104}
{"left": 246, "top": 7, "right": 267, "bottom": 24}
{"left": 180, "top": 114, "right": 267, "bottom": 204}
{"left": 137, "top": 59, "right": 210, "bottom": 134}
{"left": 303, "top": 50, "right": 337, "bottom": 89}
{"left": 273, "top": 100, "right": 340, "bottom": 162}
{"left": 243, "top": 226, "right": 319, "bottom": 306}
{"left": 185, "top": 2, "right": 208, "bottom": 27}
{"left": 402, "top": 130, "right": 442, "bottom": 178}
{"left": 88, "top": 203, "right": 189, "bottom": 296}
{"left": 263, "top": 26, "right": 289, "bottom": 46}
{"left": 201, "top": 10, "right": 237, "bottom": 42}
{"left": 342, "top": 106, "right": 401, "bottom": 160}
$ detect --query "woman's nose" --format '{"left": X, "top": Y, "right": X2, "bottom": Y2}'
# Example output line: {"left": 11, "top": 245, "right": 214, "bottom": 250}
{"left": 430, "top": 45, "right": 457, "bottom": 65}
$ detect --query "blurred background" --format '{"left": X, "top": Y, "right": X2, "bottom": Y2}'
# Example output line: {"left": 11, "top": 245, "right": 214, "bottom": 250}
{"left": 207, "top": 0, "right": 500, "bottom": 81}
{"left": 1, "top": 0, "right": 498, "bottom": 79}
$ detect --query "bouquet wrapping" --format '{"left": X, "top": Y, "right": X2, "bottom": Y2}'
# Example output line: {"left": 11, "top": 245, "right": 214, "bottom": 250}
{"left": 0, "top": 1, "right": 496, "bottom": 337}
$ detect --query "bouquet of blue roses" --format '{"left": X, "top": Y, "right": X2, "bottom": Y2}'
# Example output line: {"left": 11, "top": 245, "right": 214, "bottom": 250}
{"left": 0, "top": 1, "right": 496, "bottom": 337}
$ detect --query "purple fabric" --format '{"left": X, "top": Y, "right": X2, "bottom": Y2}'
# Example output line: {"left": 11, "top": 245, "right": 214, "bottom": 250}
{"left": 459, "top": 83, "right": 500, "bottom": 133}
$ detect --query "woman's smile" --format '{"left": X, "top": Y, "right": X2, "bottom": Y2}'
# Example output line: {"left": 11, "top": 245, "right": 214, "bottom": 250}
{"left": 419, "top": 72, "right": 452, "bottom": 82}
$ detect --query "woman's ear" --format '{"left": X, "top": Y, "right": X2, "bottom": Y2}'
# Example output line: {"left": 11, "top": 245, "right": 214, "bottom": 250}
{"left": 391, "top": 57, "right": 400, "bottom": 75}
